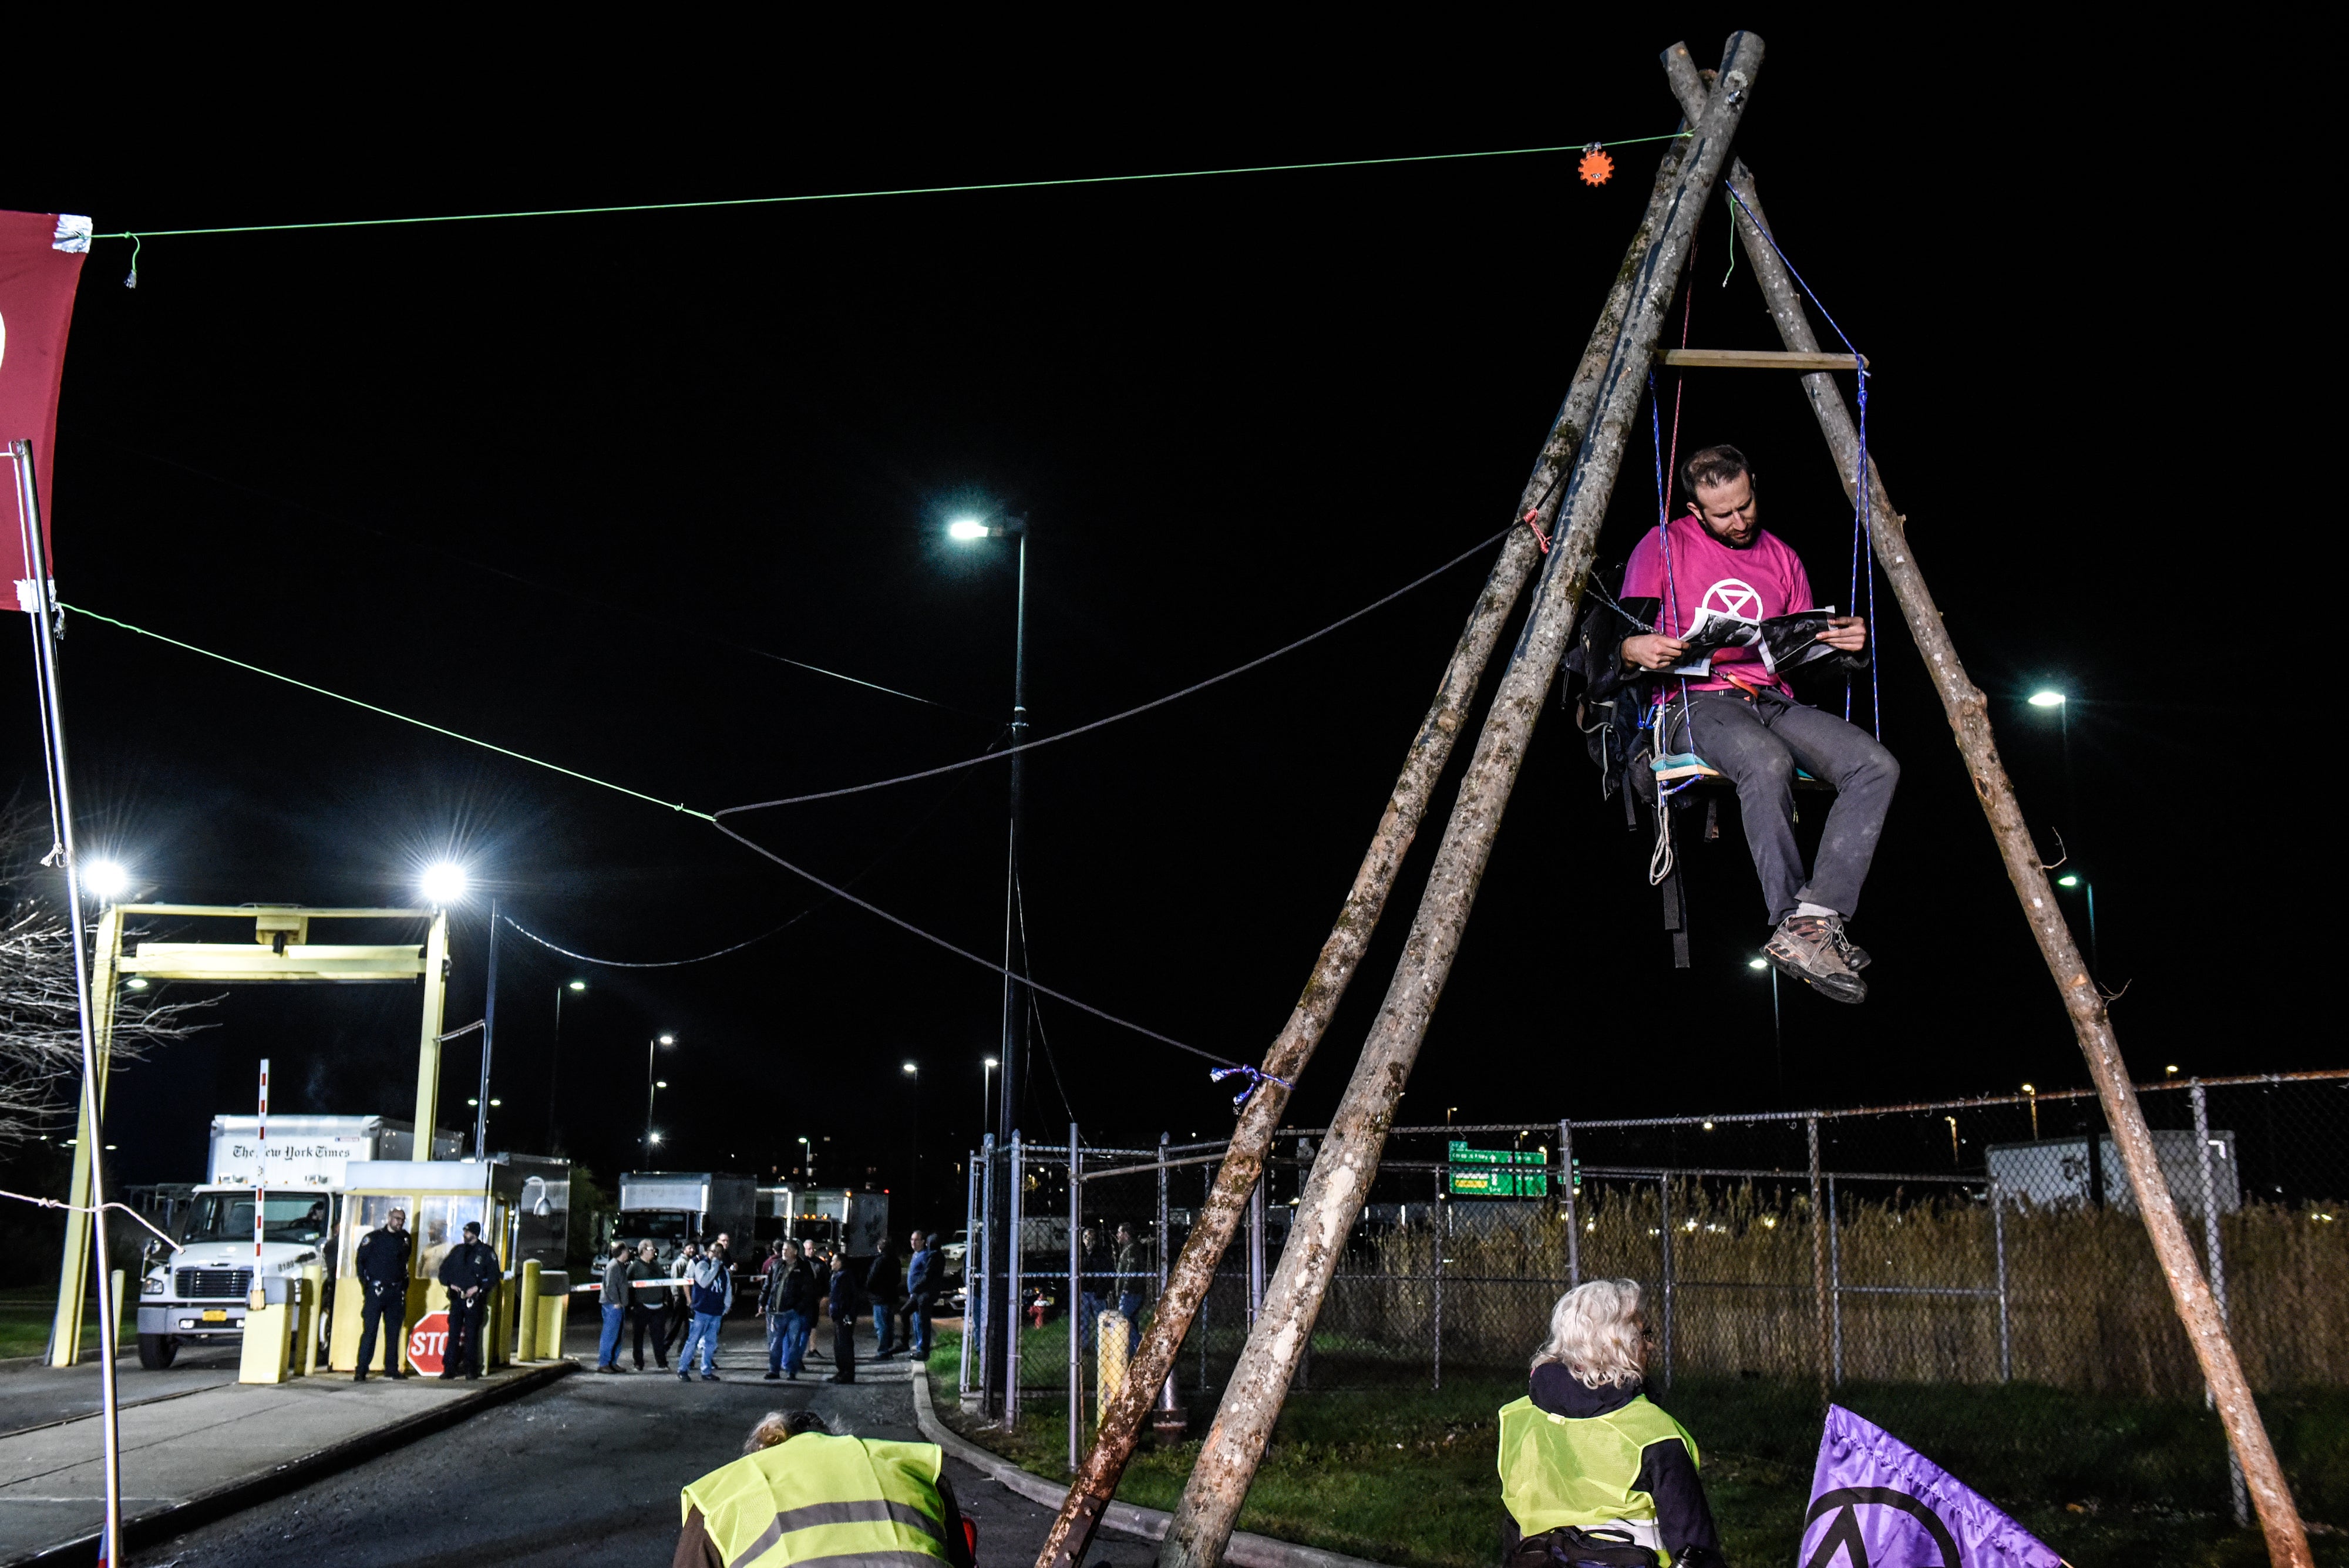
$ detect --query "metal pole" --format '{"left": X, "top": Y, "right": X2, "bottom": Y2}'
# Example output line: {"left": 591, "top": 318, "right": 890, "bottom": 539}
{"left": 474, "top": 900, "right": 500, "bottom": 1158}
{"left": 988, "top": 523, "right": 1031, "bottom": 1421}
{"left": 2193, "top": 1082, "right": 2249, "bottom": 1527}
{"left": 1561, "top": 1120, "right": 1580, "bottom": 1290}
{"left": 977, "top": 1134, "right": 995, "bottom": 1405}
{"left": 962, "top": 1149, "right": 980, "bottom": 1397}
{"left": 14, "top": 440, "right": 123, "bottom": 1565}
{"left": 1008, "top": 1130, "right": 1025, "bottom": 1425}
{"left": 547, "top": 984, "right": 568, "bottom": 1152}
{"left": 1431, "top": 1171, "right": 1444, "bottom": 1392}
{"left": 1157, "top": 1133, "right": 1178, "bottom": 1419}
{"left": 1247, "top": 1177, "right": 1265, "bottom": 1327}
{"left": 1659, "top": 1176, "right": 1674, "bottom": 1392}
{"left": 1829, "top": 1177, "right": 1843, "bottom": 1387}
{"left": 643, "top": 1037, "right": 657, "bottom": 1155}
{"left": 1993, "top": 1180, "right": 2011, "bottom": 1382}
{"left": 1068, "top": 1123, "right": 1082, "bottom": 1474}
{"left": 1808, "top": 1116, "right": 1828, "bottom": 1405}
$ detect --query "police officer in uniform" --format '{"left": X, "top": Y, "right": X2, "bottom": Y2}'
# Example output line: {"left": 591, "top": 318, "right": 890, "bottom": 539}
{"left": 351, "top": 1206, "right": 412, "bottom": 1381}
{"left": 674, "top": 1411, "right": 975, "bottom": 1568}
{"left": 436, "top": 1220, "right": 502, "bottom": 1381}
{"left": 1498, "top": 1279, "right": 1722, "bottom": 1568}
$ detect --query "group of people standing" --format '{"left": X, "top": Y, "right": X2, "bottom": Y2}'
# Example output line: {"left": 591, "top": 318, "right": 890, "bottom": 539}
{"left": 1075, "top": 1221, "right": 1153, "bottom": 1357}
{"left": 595, "top": 1228, "right": 942, "bottom": 1387}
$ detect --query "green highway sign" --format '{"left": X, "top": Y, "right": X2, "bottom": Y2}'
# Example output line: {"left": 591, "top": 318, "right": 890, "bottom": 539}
{"left": 1446, "top": 1140, "right": 1550, "bottom": 1197}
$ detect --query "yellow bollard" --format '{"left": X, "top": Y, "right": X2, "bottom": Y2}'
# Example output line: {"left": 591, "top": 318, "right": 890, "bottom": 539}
{"left": 1097, "top": 1311, "right": 1129, "bottom": 1428}
{"left": 537, "top": 1271, "right": 570, "bottom": 1360}
{"left": 299, "top": 1265, "right": 325, "bottom": 1377}
{"left": 238, "top": 1280, "right": 297, "bottom": 1385}
{"left": 518, "top": 1261, "right": 541, "bottom": 1362}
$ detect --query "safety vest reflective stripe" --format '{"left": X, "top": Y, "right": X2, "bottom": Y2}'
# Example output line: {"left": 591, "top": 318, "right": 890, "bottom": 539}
{"left": 682, "top": 1435, "right": 951, "bottom": 1568}
{"left": 1495, "top": 1394, "right": 1700, "bottom": 1567}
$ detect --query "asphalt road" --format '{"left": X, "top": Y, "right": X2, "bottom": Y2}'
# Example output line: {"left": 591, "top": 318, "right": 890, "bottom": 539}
{"left": 125, "top": 1316, "right": 1161, "bottom": 1568}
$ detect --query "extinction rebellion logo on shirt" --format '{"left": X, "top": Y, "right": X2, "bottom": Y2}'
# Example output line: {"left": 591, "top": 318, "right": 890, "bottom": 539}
{"left": 1701, "top": 578, "right": 1765, "bottom": 620}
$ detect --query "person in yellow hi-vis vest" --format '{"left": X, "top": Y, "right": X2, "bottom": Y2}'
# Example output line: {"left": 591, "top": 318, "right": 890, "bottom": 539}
{"left": 674, "top": 1410, "right": 977, "bottom": 1568}
{"left": 1496, "top": 1280, "right": 1724, "bottom": 1568}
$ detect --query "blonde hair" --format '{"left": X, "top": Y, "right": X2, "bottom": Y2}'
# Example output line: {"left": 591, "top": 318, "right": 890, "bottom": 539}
{"left": 1531, "top": 1279, "right": 1648, "bottom": 1388}
{"left": 743, "top": 1409, "right": 830, "bottom": 1453}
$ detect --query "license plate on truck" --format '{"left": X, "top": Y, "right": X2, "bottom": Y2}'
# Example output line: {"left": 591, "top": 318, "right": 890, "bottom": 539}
{"left": 202, "top": 1310, "right": 227, "bottom": 1323}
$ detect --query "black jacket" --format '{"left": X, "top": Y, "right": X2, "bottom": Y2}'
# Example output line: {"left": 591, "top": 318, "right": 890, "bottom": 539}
{"left": 437, "top": 1239, "right": 501, "bottom": 1294}
{"left": 1505, "top": 1366, "right": 1721, "bottom": 1566}
{"left": 762, "top": 1257, "right": 814, "bottom": 1315}
{"left": 863, "top": 1250, "right": 902, "bottom": 1306}
{"left": 354, "top": 1226, "right": 412, "bottom": 1289}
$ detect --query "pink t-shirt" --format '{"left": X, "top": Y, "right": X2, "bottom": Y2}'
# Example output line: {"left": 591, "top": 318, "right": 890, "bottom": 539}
{"left": 1620, "top": 514, "right": 1815, "bottom": 694}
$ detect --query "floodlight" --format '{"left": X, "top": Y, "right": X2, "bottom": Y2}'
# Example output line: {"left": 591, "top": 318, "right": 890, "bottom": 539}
{"left": 1747, "top": 957, "right": 1768, "bottom": 970}
{"left": 83, "top": 859, "right": 131, "bottom": 901}
{"left": 420, "top": 862, "right": 469, "bottom": 904}
{"left": 658, "top": 1033, "right": 676, "bottom": 1045}
{"left": 984, "top": 1056, "right": 999, "bottom": 1068}
{"left": 2057, "top": 874, "right": 2079, "bottom": 888}
{"left": 903, "top": 1061, "right": 918, "bottom": 1075}
{"left": 947, "top": 518, "right": 989, "bottom": 541}
{"left": 568, "top": 980, "right": 587, "bottom": 992}
{"left": 2027, "top": 691, "right": 2065, "bottom": 708}
{"left": 126, "top": 977, "right": 150, "bottom": 991}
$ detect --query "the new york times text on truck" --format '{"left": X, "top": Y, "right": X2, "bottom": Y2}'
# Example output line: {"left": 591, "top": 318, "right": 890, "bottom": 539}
{"left": 134, "top": 1115, "right": 459, "bottom": 1369}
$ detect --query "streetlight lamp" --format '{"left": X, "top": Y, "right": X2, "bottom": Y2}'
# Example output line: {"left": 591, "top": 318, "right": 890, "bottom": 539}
{"left": 981, "top": 1056, "right": 999, "bottom": 1134}
{"left": 2028, "top": 686, "right": 2097, "bottom": 975}
{"left": 949, "top": 507, "right": 1029, "bottom": 1416}
{"left": 797, "top": 1135, "right": 816, "bottom": 1186}
{"left": 82, "top": 860, "right": 130, "bottom": 903}
{"left": 548, "top": 980, "right": 587, "bottom": 1150}
{"left": 2054, "top": 873, "right": 2099, "bottom": 975}
{"left": 644, "top": 1034, "right": 675, "bottom": 1155}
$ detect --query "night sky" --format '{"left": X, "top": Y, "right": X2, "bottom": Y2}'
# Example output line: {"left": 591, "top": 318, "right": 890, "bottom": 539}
{"left": 0, "top": 20, "right": 2302, "bottom": 1233}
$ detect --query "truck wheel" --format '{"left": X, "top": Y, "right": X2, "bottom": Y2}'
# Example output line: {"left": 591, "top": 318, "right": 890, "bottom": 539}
{"left": 137, "top": 1333, "right": 177, "bottom": 1370}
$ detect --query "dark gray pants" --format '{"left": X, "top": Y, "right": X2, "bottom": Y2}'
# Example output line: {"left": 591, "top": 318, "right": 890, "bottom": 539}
{"left": 1668, "top": 689, "right": 1899, "bottom": 925}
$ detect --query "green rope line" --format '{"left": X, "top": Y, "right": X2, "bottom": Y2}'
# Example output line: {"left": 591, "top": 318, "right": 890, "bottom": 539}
{"left": 64, "top": 604, "right": 715, "bottom": 821}
{"left": 89, "top": 134, "right": 1691, "bottom": 241}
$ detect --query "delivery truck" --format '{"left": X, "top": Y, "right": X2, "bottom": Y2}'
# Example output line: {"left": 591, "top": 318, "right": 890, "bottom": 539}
{"left": 134, "top": 1114, "right": 462, "bottom": 1369}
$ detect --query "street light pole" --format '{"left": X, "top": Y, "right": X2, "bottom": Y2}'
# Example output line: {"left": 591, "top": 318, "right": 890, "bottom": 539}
{"left": 473, "top": 899, "right": 500, "bottom": 1159}
{"left": 644, "top": 1034, "right": 675, "bottom": 1155}
{"left": 903, "top": 1061, "right": 921, "bottom": 1223}
{"left": 952, "top": 509, "right": 1029, "bottom": 1418}
{"left": 548, "top": 980, "right": 584, "bottom": 1151}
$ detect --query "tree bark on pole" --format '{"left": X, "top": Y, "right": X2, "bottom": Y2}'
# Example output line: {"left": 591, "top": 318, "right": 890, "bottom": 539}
{"left": 1155, "top": 38, "right": 1764, "bottom": 1568}
{"left": 1658, "top": 49, "right": 2311, "bottom": 1568}
{"left": 1028, "top": 60, "right": 1735, "bottom": 1568}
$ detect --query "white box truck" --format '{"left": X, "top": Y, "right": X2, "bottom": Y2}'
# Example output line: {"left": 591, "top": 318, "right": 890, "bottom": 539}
{"left": 134, "top": 1114, "right": 459, "bottom": 1369}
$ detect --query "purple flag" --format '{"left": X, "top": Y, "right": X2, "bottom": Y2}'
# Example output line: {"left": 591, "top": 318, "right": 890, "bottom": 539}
{"left": 1802, "top": 1406, "right": 2064, "bottom": 1568}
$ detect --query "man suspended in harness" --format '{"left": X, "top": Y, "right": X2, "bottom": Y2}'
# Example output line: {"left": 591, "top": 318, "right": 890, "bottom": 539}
{"left": 1497, "top": 1280, "right": 1722, "bottom": 1568}
{"left": 1616, "top": 445, "right": 1897, "bottom": 1003}
{"left": 674, "top": 1409, "right": 977, "bottom": 1568}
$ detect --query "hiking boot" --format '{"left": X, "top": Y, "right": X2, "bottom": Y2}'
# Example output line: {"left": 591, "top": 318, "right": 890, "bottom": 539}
{"left": 1766, "top": 914, "right": 1866, "bottom": 1004}
{"left": 1820, "top": 916, "right": 1871, "bottom": 971}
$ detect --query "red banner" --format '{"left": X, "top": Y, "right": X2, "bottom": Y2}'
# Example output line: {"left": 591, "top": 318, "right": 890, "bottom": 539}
{"left": 0, "top": 210, "right": 89, "bottom": 606}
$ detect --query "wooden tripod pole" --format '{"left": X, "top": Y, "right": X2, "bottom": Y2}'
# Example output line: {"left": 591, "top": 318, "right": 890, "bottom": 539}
{"left": 1154, "top": 37, "right": 1764, "bottom": 1568}
{"left": 1028, "top": 52, "right": 1737, "bottom": 1568}
{"left": 1659, "top": 47, "right": 2310, "bottom": 1568}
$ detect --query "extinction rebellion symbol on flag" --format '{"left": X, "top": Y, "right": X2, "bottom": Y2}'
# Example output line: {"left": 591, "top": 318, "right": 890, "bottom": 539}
{"left": 1801, "top": 1407, "right": 2060, "bottom": 1568}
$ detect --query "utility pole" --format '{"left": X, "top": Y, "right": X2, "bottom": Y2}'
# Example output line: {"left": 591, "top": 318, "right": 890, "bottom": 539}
{"left": 1035, "top": 45, "right": 1754, "bottom": 1568}
{"left": 474, "top": 899, "right": 500, "bottom": 1158}
{"left": 1153, "top": 40, "right": 1762, "bottom": 1568}
{"left": 1658, "top": 52, "right": 2310, "bottom": 1568}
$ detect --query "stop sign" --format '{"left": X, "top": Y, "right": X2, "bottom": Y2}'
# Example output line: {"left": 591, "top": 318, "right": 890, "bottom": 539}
{"left": 407, "top": 1311, "right": 449, "bottom": 1375}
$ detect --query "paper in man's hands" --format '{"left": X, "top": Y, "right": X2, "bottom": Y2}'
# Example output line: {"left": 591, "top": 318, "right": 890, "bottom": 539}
{"left": 1668, "top": 606, "right": 1842, "bottom": 677}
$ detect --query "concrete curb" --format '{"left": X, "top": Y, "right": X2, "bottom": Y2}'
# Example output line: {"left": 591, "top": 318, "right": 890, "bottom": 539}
{"left": 909, "top": 1366, "right": 1394, "bottom": 1568}
{"left": 6, "top": 1358, "right": 578, "bottom": 1568}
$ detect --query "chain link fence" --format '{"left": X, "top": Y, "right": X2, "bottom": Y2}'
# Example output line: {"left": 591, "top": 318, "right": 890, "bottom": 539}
{"left": 956, "top": 1072, "right": 2348, "bottom": 1471}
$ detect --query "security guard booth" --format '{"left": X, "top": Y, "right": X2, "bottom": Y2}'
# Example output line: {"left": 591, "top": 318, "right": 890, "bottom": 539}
{"left": 328, "top": 1156, "right": 567, "bottom": 1373}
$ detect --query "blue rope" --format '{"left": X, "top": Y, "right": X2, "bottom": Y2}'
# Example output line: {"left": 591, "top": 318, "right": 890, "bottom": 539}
{"left": 1722, "top": 181, "right": 1880, "bottom": 740}
{"left": 1210, "top": 1065, "right": 1293, "bottom": 1112}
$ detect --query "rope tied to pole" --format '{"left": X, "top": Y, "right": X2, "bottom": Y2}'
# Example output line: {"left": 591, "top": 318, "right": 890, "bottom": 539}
{"left": 1209, "top": 1065, "right": 1293, "bottom": 1112}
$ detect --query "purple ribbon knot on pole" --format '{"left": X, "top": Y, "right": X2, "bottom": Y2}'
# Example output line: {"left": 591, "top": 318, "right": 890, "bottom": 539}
{"left": 1209, "top": 1065, "right": 1292, "bottom": 1112}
